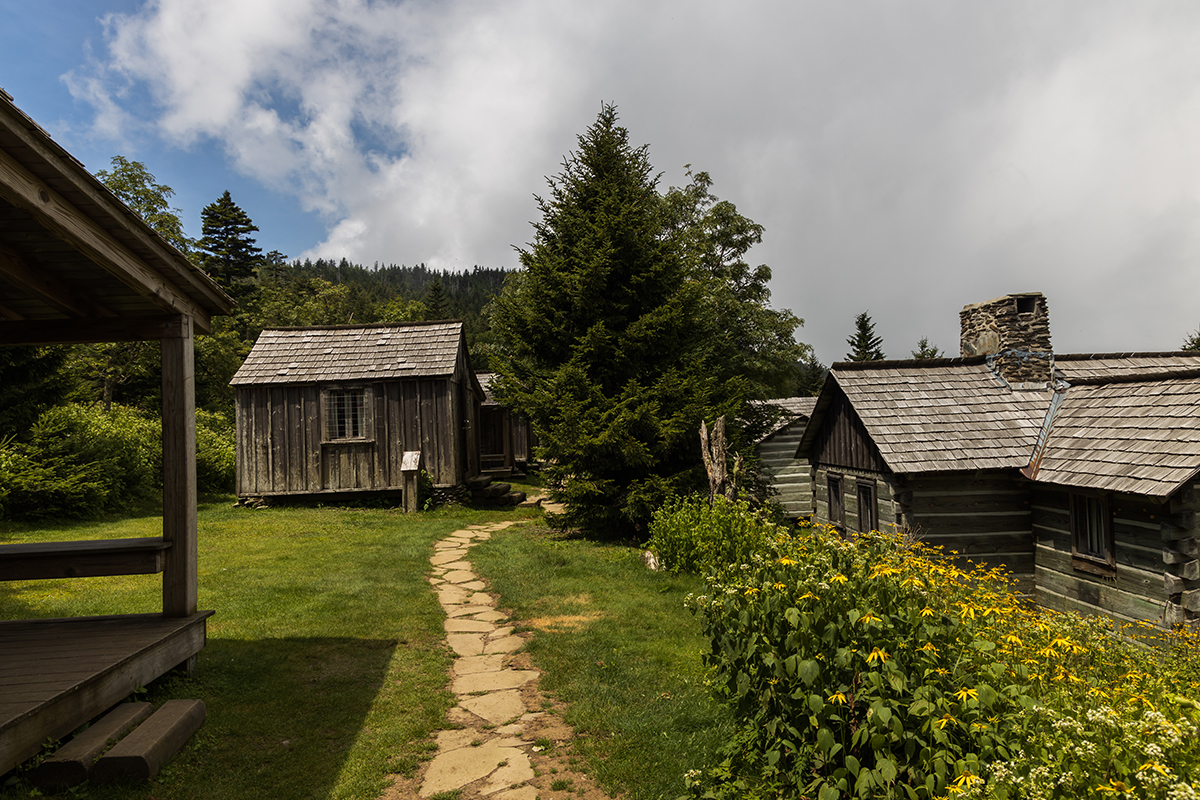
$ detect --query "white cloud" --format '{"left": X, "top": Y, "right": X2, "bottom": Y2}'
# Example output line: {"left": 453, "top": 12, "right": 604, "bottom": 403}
{"left": 76, "top": 0, "right": 1200, "bottom": 360}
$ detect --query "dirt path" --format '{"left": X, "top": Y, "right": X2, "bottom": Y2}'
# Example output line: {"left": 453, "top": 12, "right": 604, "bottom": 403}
{"left": 381, "top": 518, "right": 619, "bottom": 800}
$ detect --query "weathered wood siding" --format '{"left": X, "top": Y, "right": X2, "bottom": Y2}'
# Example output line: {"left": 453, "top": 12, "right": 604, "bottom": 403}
{"left": 895, "top": 473, "right": 1034, "bottom": 579}
{"left": 236, "top": 375, "right": 477, "bottom": 496}
{"left": 1031, "top": 485, "right": 1177, "bottom": 624}
{"left": 810, "top": 391, "right": 889, "bottom": 473}
{"left": 756, "top": 421, "right": 812, "bottom": 518}
{"left": 812, "top": 466, "right": 900, "bottom": 533}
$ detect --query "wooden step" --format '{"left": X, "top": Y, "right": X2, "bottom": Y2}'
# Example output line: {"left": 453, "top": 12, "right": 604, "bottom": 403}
{"left": 465, "top": 476, "right": 493, "bottom": 491}
{"left": 92, "top": 700, "right": 206, "bottom": 784}
{"left": 476, "top": 482, "right": 511, "bottom": 498}
{"left": 30, "top": 702, "right": 154, "bottom": 792}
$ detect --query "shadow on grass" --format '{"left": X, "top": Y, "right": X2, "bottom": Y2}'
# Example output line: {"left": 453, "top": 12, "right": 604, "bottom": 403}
{"left": 2, "top": 636, "right": 405, "bottom": 800}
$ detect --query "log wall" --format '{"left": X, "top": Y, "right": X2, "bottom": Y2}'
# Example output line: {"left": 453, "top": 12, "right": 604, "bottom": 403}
{"left": 757, "top": 421, "right": 813, "bottom": 518}
{"left": 1031, "top": 484, "right": 1199, "bottom": 625}
{"left": 812, "top": 465, "right": 900, "bottom": 534}
{"left": 895, "top": 472, "right": 1034, "bottom": 581}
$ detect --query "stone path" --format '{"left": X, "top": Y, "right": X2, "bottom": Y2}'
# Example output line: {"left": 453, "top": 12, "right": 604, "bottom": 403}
{"left": 419, "top": 521, "right": 540, "bottom": 799}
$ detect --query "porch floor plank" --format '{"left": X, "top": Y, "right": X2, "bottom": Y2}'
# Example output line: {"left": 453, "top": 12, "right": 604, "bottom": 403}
{"left": 0, "top": 612, "right": 212, "bottom": 776}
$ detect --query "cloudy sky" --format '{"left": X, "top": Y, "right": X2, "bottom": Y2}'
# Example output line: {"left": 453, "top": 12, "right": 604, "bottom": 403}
{"left": 4, "top": 1, "right": 1200, "bottom": 364}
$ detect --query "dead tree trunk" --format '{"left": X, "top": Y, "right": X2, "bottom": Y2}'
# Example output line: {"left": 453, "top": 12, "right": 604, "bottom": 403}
{"left": 700, "top": 416, "right": 739, "bottom": 503}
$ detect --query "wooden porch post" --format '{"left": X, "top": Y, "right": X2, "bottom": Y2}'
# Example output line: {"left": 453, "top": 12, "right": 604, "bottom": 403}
{"left": 161, "top": 315, "right": 197, "bottom": 618}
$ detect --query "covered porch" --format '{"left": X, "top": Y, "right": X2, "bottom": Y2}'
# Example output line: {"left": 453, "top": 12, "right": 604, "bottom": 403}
{"left": 0, "top": 89, "right": 233, "bottom": 774}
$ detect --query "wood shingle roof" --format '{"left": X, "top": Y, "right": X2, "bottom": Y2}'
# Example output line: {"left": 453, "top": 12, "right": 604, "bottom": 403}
{"left": 829, "top": 360, "right": 1048, "bottom": 473}
{"left": 230, "top": 322, "right": 468, "bottom": 386}
{"left": 800, "top": 352, "right": 1200, "bottom": 500}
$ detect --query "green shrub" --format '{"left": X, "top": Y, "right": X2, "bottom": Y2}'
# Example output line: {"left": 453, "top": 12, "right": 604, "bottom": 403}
{"left": 647, "top": 494, "right": 778, "bottom": 575}
{"left": 196, "top": 409, "right": 235, "bottom": 494}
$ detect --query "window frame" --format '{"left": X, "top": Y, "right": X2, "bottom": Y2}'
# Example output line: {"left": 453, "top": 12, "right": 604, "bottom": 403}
{"left": 856, "top": 478, "right": 877, "bottom": 533}
{"left": 827, "top": 473, "right": 845, "bottom": 529}
{"left": 322, "top": 385, "right": 372, "bottom": 443}
{"left": 1070, "top": 490, "right": 1115, "bottom": 577}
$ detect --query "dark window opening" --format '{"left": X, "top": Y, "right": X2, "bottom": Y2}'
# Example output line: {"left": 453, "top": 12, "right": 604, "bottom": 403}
{"left": 857, "top": 480, "right": 877, "bottom": 532}
{"left": 1071, "top": 492, "right": 1114, "bottom": 577}
{"left": 827, "top": 474, "right": 845, "bottom": 528}
{"left": 1016, "top": 296, "right": 1037, "bottom": 315}
{"left": 326, "top": 388, "right": 367, "bottom": 440}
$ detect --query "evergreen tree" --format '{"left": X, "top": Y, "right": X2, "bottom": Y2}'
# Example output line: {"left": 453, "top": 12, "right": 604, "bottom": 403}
{"left": 845, "top": 311, "right": 885, "bottom": 362}
{"left": 491, "top": 105, "right": 742, "bottom": 538}
{"left": 197, "top": 191, "right": 262, "bottom": 291}
{"left": 1182, "top": 328, "right": 1200, "bottom": 352}
{"left": 911, "top": 336, "right": 943, "bottom": 359}
{"left": 95, "top": 156, "right": 192, "bottom": 253}
{"left": 795, "top": 354, "right": 829, "bottom": 396}
{"left": 424, "top": 277, "right": 449, "bottom": 320}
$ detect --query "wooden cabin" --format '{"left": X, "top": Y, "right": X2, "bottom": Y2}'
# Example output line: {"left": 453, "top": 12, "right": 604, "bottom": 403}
{"left": 798, "top": 293, "right": 1200, "bottom": 627}
{"left": 477, "top": 372, "right": 537, "bottom": 475}
{"left": 0, "top": 90, "right": 233, "bottom": 774}
{"left": 230, "top": 322, "right": 484, "bottom": 502}
{"left": 754, "top": 397, "right": 816, "bottom": 518}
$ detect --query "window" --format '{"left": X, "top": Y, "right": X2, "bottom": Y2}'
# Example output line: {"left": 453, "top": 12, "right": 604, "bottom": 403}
{"left": 1071, "top": 492, "right": 1114, "bottom": 576}
{"left": 857, "top": 479, "right": 877, "bottom": 532}
{"left": 827, "top": 474, "right": 845, "bottom": 528}
{"left": 325, "top": 388, "right": 367, "bottom": 440}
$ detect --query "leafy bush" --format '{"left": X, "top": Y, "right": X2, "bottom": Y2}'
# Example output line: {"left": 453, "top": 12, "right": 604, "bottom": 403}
{"left": 0, "top": 404, "right": 237, "bottom": 519}
{"left": 684, "top": 520, "right": 1200, "bottom": 799}
{"left": 647, "top": 494, "right": 778, "bottom": 574}
{"left": 196, "top": 409, "right": 235, "bottom": 494}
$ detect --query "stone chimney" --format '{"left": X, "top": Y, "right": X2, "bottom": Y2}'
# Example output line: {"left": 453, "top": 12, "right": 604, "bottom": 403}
{"left": 959, "top": 293, "right": 1052, "bottom": 386}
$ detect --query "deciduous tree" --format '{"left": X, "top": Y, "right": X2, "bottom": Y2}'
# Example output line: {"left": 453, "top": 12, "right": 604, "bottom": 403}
{"left": 95, "top": 156, "right": 191, "bottom": 253}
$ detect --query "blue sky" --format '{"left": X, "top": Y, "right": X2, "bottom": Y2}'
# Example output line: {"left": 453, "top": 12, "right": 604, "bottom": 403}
{"left": 5, "top": 1, "right": 1200, "bottom": 364}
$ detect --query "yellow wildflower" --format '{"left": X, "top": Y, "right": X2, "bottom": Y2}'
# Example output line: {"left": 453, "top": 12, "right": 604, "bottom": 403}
{"left": 744, "top": 587, "right": 759, "bottom": 597}
{"left": 798, "top": 591, "right": 819, "bottom": 601}
{"left": 859, "top": 612, "right": 881, "bottom": 626}
{"left": 920, "top": 607, "right": 935, "bottom": 618}
{"left": 953, "top": 687, "right": 978, "bottom": 702}
{"left": 831, "top": 574, "right": 848, "bottom": 584}
{"left": 865, "top": 647, "right": 890, "bottom": 665}
{"left": 828, "top": 692, "right": 848, "bottom": 705}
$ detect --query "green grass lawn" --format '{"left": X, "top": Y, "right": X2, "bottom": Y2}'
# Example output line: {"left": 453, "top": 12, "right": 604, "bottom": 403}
{"left": 469, "top": 525, "right": 735, "bottom": 800}
{"left": 0, "top": 497, "right": 539, "bottom": 800}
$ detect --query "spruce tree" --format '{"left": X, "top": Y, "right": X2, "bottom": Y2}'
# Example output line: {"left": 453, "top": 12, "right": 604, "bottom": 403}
{"left": 491, "top": 105, "right": 739, "bottom": 537}
{"left": 910, "top": 336, "right": 943, "bottom": 359}
{"left": 197, "top": 191, "right": 262, "bottom": 291}
{"left": 845, "top": 311, "right": 885, "bottom": 361}
{"left": 424, "top": 277, "right": 449, "bottom": 320}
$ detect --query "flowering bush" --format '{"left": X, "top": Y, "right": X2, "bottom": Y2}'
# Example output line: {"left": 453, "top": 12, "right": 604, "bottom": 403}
{"left": 683, "top": 517, "right": 1200, "bottom": 799}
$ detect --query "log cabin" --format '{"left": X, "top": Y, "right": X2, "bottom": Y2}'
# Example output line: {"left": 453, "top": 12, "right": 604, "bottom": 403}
{"left": 230, "top": 322, "right": 484, "bottom": 503}
{"left": 799, "top": 293, "right": 1200, "bottom": 626}
{"left": 0, "top": 90, "right": 234, "bottom": 774}
{"left": 754, "top": 397, "right": 816, "bottom": 519}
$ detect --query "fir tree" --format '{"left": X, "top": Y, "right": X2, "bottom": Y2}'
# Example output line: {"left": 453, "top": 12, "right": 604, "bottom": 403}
{"left": 491, "top": 105, "right": 741, "bottom": 537}
{"left": 197, "top": 191, "right": 262, "bottom": 291}
{"left": 845, "top": 311, "right": 885, "bottom": 362}
{"left": 910, "top": 336, "right": 943, "bottom": 359}
{"left": 1182, "top": 328, "right": 1200, "bottom": 352}
{"left": 424, "top": 277, "right": 449, "bottom": 320}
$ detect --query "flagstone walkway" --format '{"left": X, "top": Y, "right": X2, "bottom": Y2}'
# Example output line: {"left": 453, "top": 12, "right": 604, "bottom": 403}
{"left": 404, "top": 517, "right": 615, "bottom": 800}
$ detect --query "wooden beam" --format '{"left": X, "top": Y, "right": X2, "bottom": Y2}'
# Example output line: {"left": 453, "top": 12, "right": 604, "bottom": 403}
{"left": 161, "top": 315, "right": 197, "bottom": 617}
{"left": 0, "top": 103, "right": 232, "bottom": 320}
{"left": 0, "top": 538, "right": 171, "bottom": 581}
{"left": 0, "top": 147, "right": 214, "bottom": 332}
{"left": 0, "top": 300, "right": 24, "bottom": 321}
{"left": 0, "top": 245, "right": 114, "bottom": 318}
{"left": 0, "top": 315, "right": 188, "bottom": 346}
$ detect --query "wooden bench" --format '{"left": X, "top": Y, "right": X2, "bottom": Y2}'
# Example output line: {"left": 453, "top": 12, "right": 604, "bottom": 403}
{"left": 0, "top": 538, "right": 172, "bottom": 581}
